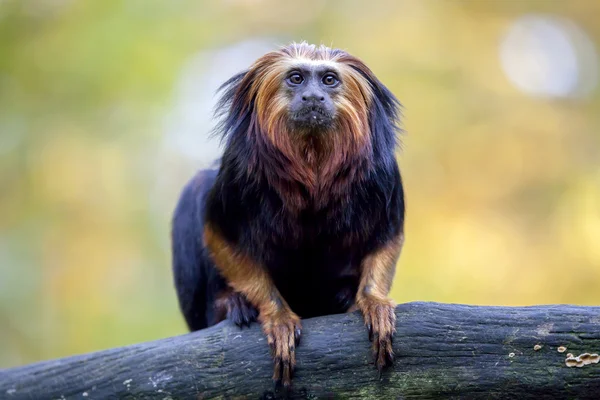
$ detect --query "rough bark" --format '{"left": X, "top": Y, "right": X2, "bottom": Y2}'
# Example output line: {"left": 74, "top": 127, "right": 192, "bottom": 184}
{"left": 1, "top": 302, "right": 599, "bottom": 399}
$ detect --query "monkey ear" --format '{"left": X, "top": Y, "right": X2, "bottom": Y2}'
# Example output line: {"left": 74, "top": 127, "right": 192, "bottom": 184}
{"left": 212, "top": 70, "right": 253, "bottom": 144}
{"left": 369, "top": 77, "right": 401, "bottom": 131}
{"left": 350, "top": 64, "right": 403, "bottom": 162}
{"left": 215, "top": 71, "right": 248, "bottom": 116}
{"left": 344, "top": 58, "right": 401, "bottom": 132}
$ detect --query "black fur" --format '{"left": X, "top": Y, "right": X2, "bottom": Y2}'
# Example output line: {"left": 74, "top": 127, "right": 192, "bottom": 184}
{"left": 172, "top": 68, "right": 405, "bottom": 330}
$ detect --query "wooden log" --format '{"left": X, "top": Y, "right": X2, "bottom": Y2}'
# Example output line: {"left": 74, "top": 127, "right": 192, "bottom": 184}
{"left": 1, "top": 302, "right": 599, "bottom": 399}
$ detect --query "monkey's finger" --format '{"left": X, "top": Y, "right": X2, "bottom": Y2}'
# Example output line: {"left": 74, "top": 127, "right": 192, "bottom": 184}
{"left": 230, "top": 309, "right": 242, "bottom": 327}
{"left": 282, "top": 359, "right": 292, "bottom": 387}
{"left": 373, "top": 308, "right": 382, "bottom": 336}
{"left": 267, "top": 334, "right": 276, "bottom": 354}
{"left": 363, "top": 310, "right": 374, "bottom": 341}
{"left": 228, "top": 294, "right": 244, "bottom": 327}
{"left": 385, "top": 337, "right": 394, "bottom": 365}
{"left": 249, "top": 305, "right": 258, "bottom": 320}
{"left": 376, "top": 338, "right": 388, "bottom": 371}
{"left": 380, "top": 304, "right": 394, "bottom": 333}
{"left": 288, "top": 330, "right": 297, "bottom": 370}
{"left": 370, "top": 311, "right": 380, "bottom": 342}
{"left": 375, "top": 334, "right": 394, "bottom": 373}
{"left": 372, "top": 332, "right": 380, "bottom": 364}
{"left": 238, "top": 300, "right": 251, "bottom": 327}
{"left": 272, "top": 356, "right": 282, "bottom": 383}
{"left": 246, "top": 304, "right": 258, "bottom": 326}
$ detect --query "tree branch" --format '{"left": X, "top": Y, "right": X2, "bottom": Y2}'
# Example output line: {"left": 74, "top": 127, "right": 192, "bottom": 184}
{"left": 1, "top": 302, "right": 600, "bottom": 399}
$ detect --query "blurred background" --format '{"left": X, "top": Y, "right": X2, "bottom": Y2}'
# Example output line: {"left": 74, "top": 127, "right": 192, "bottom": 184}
{"left": 1, "top": 0, "right": 600, "bottom": 368}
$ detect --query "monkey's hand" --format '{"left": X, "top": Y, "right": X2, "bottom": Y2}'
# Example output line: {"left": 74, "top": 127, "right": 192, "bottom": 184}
{"left": 356, "top": 295, "right": 396, "bottom": 372}
{"left": 225, "top": 291, "right": 258, "bottom": 328}
{"left": 261, "top": 310, "right": 302, "bottom": 387}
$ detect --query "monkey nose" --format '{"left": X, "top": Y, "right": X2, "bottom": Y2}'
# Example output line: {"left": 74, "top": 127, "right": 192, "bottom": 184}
{"left": 301, "top": 94, "right": 325, "bottom": 102}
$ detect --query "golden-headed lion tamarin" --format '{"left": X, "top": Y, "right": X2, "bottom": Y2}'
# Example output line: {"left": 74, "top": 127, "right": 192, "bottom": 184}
{"left": 172, "top": 42, "right": 405, "bottom": 387}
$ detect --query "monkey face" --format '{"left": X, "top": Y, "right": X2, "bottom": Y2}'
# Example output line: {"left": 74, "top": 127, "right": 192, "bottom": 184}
{"left": 284, "top": 65, "right": 339, "bottom": 130}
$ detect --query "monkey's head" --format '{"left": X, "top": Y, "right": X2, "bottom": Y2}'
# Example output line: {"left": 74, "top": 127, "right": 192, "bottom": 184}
{"left": 216, "top": 42, "right": 400, "bottom": 209}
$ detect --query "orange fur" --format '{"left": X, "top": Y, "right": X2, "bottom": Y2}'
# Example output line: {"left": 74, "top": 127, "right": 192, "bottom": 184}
{"left": 357, "top": 233, "right": 404, "bottom": 300}
{"left": 354, "top": 232, "right": 404, "bottom": 371}
{"left": 204, "top": 224, "right": 301, "bottom": 385}
{"left": 204, "top": 224, "right": 289, "bottom": 316}
{"left": 233, "top": 42, "right": 378, "bottom": 211}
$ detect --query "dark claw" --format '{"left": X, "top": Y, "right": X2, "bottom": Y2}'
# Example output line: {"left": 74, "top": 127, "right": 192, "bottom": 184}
{"left": 273, "top": 358, "right": 282, "bottom": 382}
{"left": 295, "top": 328, "right": 302, "bottom": 345}
{"left": 368, "top": 324, "right": 373, "bottom": 341}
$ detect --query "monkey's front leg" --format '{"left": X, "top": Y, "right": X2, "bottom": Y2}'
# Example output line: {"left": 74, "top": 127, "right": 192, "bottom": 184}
{"left": 204, "top": 226, "right": 301, "bottom": 387}
{"left": 355, "top": 233, "right": 404, "bottom": 371}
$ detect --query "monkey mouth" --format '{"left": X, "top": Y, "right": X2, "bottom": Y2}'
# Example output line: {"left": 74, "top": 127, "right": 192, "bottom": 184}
{"left": 291, "top": 106, "right": 333, "bottom": 128}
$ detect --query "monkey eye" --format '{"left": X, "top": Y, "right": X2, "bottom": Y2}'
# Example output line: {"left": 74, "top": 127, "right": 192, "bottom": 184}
{"left": 287, "top": 73, "right": 304, "bottom": 85}
{"left": 322, "top": 74, "right": 339, "bottom": 86}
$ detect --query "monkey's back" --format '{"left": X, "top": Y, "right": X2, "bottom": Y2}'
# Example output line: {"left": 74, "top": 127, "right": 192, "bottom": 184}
{"left": 171, "top": 169, "right": 227, "bottom": 330}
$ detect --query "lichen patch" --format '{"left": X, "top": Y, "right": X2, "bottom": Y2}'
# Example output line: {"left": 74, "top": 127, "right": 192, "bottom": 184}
{"left": 536, "top": 323, "right": 554, "bottom": 336}
{"left": 565, "top": 353, "right": 600, "bottom": 368}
